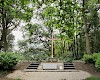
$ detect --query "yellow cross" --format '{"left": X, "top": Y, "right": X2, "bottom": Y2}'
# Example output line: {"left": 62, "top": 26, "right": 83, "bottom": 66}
{"left": 48, "top": 32, "right": 60, "bottom": 58}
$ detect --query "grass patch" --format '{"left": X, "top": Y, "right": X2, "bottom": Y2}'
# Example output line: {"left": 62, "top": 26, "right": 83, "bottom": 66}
{"left": 85, "top": 76, "right": 100, "bottom": 80}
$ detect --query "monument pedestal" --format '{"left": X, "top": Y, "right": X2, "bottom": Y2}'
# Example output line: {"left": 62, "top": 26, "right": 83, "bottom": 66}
{"left": 24, "top": 62, "right": 77, "bottom": 72}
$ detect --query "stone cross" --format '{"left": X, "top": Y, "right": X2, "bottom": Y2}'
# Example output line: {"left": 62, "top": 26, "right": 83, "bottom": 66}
{"left": 48, "top": 32, "right": 60, "bottom": 58}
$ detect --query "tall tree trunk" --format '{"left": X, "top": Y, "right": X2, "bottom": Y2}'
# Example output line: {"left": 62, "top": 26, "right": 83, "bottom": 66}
{"left": 85, "top": 33, "right": 91, "bottom": 54}
{"left": 62, "top": 40, "right": 65, "bottom": 54}
{"left": 1, "top": 0, "right": 8, "bottom": 51}
{"left": 2, "top": 28, "right": 8, "bottom": 52}
{"left": 83, "top": 0, "right": 91, "bottom": 54}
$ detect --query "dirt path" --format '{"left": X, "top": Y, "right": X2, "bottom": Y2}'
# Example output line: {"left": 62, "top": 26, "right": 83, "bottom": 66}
{"left": 6, "top": 70, "right": 91, "bottom": 80}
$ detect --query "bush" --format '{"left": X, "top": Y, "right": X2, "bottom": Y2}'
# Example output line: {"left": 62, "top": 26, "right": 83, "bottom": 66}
{"left": 30, "top": 53, "right": 49, "bottom": 61}
{"left": 64, "top": 58, "right": 73, "bottom": 62}
{"left": 83, "top": 52, "right": 100, "bottom": 70}
{"left": 0, "top": 52, "right": 22, "bottom": 70}
{"left": 56, "top": 51, "right": 73, "bottom": 62}
{"left": 93, "top": 53, "right": 100, "bottom": 61}
{"left": 93, "top": 53, "right": 100, "bottom": 70}
{"left": 83, "top": 54, "right": 94, "bottom": 63}
{"left": 95, "top": 57, "right": 100, "bottom": 70}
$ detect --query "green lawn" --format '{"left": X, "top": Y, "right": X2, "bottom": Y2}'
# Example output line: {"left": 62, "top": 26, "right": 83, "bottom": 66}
{"left": 85, "top": 76, "right": 100, "bottom": 80}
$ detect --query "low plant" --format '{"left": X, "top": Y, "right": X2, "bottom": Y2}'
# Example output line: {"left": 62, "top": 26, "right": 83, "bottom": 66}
{"left": 64, "top": 57, "right": 73, "bottom": 62}
{"left": 93, "top": 53, "right": 100, "bottom": 61}
{"left": 82, "top": 54, "right": 94, "bottom": 63}
{"left": 56, "top": 51, "right": 73, "bottom": 62}
{"left": 0, "top": 52, "right": 23, "bottom": 70}
{"left": 29, "top": 53, "right": 49, "bottom": 61}
{"left": 95, "top": 57, "right": 100, "bottom": 70}
{"left": 83, "top": 52, "right": 100, "bottom": 70}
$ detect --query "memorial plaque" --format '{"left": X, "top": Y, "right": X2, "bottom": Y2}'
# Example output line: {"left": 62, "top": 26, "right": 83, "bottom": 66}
{"left": 42, "top": 63, "right": 57, "bottom": 70}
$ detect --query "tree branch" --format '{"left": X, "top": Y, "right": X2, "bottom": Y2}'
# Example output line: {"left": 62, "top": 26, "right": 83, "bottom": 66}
{"left": 7, "top": 20, "right": 21, "bottom": 35}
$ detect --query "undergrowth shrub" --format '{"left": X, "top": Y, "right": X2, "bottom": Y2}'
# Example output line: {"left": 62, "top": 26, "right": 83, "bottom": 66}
{"left": 83, "top": 52, "right": 100, "bottom": 70}
{"left": 93, "top": 53, "right": 100, "bottom": 70}
{"left": 0, "top": 52, "right": 23, "bottom": 70}
{"left": 95, "top": 56, "right": 100, "bottom": 70}
{"left": 30, "top": 53, "right": 49, "bottom": 61}
{"left": 56, "top": 51, "right": 73, "bottom": 62}
{"left": 83, "top": 54, "right": 94, "bottom": 63}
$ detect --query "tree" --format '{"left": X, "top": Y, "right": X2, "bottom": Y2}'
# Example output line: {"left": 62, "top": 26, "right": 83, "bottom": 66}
{"left": 18, "top": 23, "right": 51, "bottom": 55}
{"left": 82, "top": 0, "right": 100, "bottom": 54}
{"left": 35, "top": 0, "right": 82, "bottom": 58}
{"left": 34, "top": 0, "right": 100, "bottom": 56}
{"left": 82, "top": 0, "right": 91, "bottom": 54}
{"left": 15, "top": 0, "right": 100, "bottom": 59}
{"left": 0, "top": 0, "right": 33, "bottom": 51}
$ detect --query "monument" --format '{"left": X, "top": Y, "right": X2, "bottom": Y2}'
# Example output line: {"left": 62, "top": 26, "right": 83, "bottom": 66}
{"left": 25, "top": 32, "right": 76, "bottom": 72}
{"left": 48, "top": 32, "right": 60, "bottom": 58}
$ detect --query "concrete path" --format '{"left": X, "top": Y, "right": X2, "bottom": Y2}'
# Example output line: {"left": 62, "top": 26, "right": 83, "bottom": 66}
{"left": 6, "top": 70, "right": 91, "bottom": 80}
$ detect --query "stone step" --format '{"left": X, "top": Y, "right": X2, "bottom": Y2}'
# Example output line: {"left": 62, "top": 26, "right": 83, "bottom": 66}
{"left": 64, "top": 65, "right": 74, "bottom": 67}
{"left": 28, "top": 65, "right": 39, "bottom": 67}
{"left": 27, "top": 67, "right": 38, "bottom": 69}
{"left": 64, "top": 63, "right": 73, "bottom": 65}
{"left": 64, "top": 62, "right": 76, "bottom": 70}
{"left": 26, "top": 62, "right": 40, "bottom": 70}
{"left": 24, "top": 69, "right": 78, "bottom": 72}
{"left": 30, "top": 63, "right": 40, "bottom": 65}
{"left": 28, "top": 66, "right": 38, "bottom": 68}
{"left": 64, "top": 67, "right": 76, "bottom": 69}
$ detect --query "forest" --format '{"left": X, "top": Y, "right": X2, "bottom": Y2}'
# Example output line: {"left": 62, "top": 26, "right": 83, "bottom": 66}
{"left": 0, "top": 0, "right": 100, "bottom": 69}
{"left": 0, "top": 0, "right": 100, "bottom": 80}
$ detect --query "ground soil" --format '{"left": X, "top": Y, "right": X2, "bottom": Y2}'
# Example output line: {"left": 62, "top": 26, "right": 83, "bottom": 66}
{"left": 0, "top": 61, "right": 100, "bottom": 80}
{"left": 74, "top": 61, "right": 100, "bottom": 77}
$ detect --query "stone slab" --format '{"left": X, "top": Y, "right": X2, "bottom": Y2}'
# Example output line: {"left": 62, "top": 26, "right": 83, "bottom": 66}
{"left": 58, "top": 65, "right": 63, "bottom": 70}
{"left": 42, "top": 63, "right": 58, "bottom": 70}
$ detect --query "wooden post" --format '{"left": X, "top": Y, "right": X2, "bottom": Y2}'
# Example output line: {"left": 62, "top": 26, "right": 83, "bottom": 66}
{"left": 48, "top": 32, "right": 60, "bottom": 58}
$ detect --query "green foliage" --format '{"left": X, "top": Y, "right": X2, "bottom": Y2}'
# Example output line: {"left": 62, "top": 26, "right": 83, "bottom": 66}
{"left": 0, "top": 52, "right": 23, "bottom": 70}
{"left": 56, "top": 51, "right": 73, "bottom": 62}
{"left": 92, "top": 53, "right": 100, "bottom": 61}
{"left": 92, "top": 53, "right": 100, "bottom": 70}
{"left": 21, "top": 48, "right": 50, "bottom": 61}
{"left": 83, "top": 52, "right": 100, "bottom": 70}
{"left": 95, "top": 58, "right": 100, "bottom": 70}
{"left": 63, "top": 51, "right": 73, "bottom": 62}
{"left": 83, "top": 54, "right": 94, "bottom": 63}
{"left": 0, "top": 0, "right": 33, "bottom": 51}
{"left": 29, "top": 53, "right": 49, "bottom": 61}
{"left": 93, "top": 53, "right": 100, "bottom": 70}
{"left": 85, "top": 76, "right": 100, "bottom": 80}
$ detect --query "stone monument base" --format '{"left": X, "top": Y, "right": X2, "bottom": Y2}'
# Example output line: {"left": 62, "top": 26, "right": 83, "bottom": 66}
{"left": 24, "top": 62, "right": 77, "bottom": 72}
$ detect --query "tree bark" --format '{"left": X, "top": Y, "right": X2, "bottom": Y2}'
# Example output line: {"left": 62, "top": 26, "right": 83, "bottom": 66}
{"left": 1, "top": 0, "right": 8, "bottom": 51}
{"left": 83, "top": 0, "right": 91, "bottom": 54}
{"left": 84, "top": 22, "right": 91, "bottom": 54}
